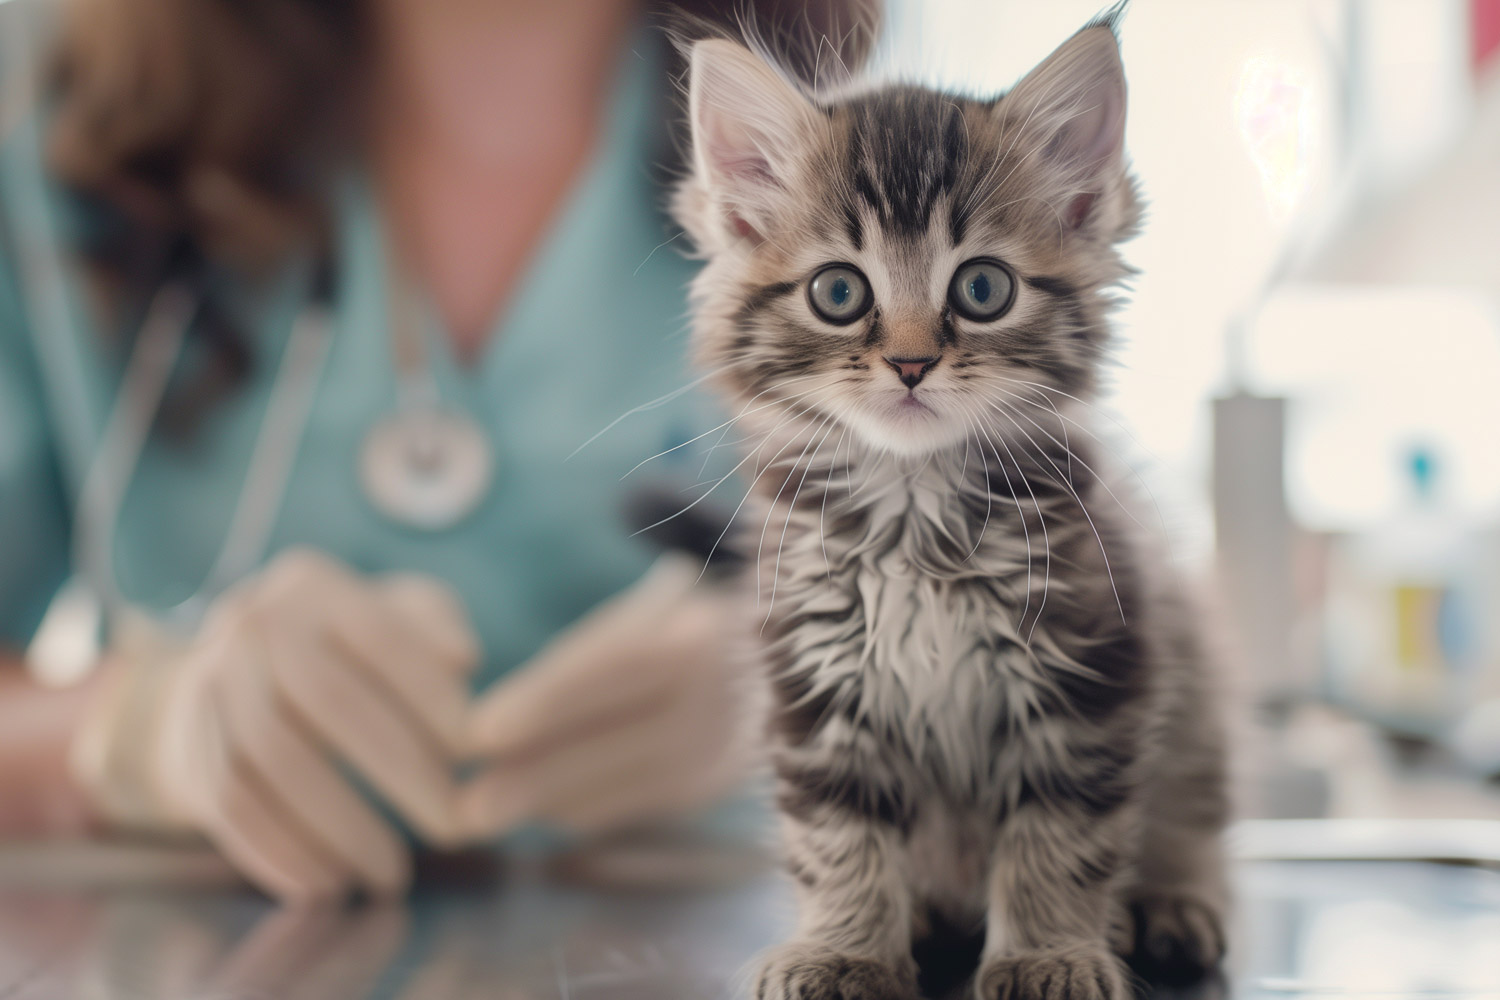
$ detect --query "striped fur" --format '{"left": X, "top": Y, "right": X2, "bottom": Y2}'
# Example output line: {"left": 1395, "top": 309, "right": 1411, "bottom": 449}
{"left": 673, "top": 14, "right": 1228, "bottom": 1000}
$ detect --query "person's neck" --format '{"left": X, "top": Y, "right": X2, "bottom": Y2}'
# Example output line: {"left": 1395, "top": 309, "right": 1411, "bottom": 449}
{"left": 372, "top": 0, "right": 637, "bottom": 165}
{"left": 367, "top": 0, "right": 639, "bottom": 355}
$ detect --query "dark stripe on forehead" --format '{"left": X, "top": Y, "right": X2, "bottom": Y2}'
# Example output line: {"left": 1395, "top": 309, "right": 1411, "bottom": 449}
{"left": 941, "top": 105, "right": 965, "bottom": 188}
{"left": 842, "top": 202, "right": 864, "bottom": 251}
{"left": 840, "top": 88, "right": 973, "bottom": 238}
{"left": 948, "top": 195, "right": 969, "bottom": 246}
{"left": 852, "top": 167, "right": 884, "bottom": 223}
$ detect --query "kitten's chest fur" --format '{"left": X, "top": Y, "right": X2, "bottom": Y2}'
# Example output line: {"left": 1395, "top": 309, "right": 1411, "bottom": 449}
{"left": 758, "top": 445, "right": 1144, "bottom": 808}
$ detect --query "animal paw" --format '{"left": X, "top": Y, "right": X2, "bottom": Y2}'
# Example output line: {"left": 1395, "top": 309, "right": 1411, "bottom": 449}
{"left": 975, "top": 945, "right": 1129, "bottom": 1000}
{"left": 754, "top": 943, "right": 918, "bottom": 1000}
{"left": 1124, "top": 890, "right": 1226, "bottom": 986}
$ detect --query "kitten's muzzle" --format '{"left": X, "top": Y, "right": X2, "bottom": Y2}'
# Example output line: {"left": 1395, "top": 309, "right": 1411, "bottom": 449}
{"left": 884, "top": 355, "right": 940, "bottom": 389}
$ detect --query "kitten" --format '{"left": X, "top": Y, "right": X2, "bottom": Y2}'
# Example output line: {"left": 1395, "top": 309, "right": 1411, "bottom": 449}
{"left": 671, "top": 11, "right": 1229, "bottom": 1000}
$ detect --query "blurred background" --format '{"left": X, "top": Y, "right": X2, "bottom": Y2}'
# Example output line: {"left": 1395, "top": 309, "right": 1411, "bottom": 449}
{"left": 888, "top": 0, "right": 1500, "bottom": 825}
{"left": 1, "top": 2, "right": 1498, "bottom": 998}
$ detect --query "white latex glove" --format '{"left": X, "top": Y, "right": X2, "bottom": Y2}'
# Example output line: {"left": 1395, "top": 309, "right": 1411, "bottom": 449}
{"left": 457, "top": 556, "right": 751, "bottom": 838}
{"left": 72, "top": 549, "right": 480, "bottom": 902}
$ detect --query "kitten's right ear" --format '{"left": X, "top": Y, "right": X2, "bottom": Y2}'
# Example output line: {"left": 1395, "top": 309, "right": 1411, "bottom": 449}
{"left": 686, "top": 38, "right": 819, "bottom": 246}
{"left": 1003, "top": 21, "right": 1129, "bottom": 230}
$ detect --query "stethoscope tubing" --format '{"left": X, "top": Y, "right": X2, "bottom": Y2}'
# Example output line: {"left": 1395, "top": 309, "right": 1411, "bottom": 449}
{"left": 66, "top": 279, "right": 334, "bottom": 630}
{"left": 5, "top": 4, "right": 489, "bottom": 637}
{"left": 3, "top": 0, "right": 343, "bottom": 632}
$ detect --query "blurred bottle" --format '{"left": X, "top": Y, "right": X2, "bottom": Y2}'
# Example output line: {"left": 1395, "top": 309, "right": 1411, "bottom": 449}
{"left": 1324, "top": 445, "right": 1482, "bottom": 737}
{"left": 1452, "top": 523, "right": 1500, "bottom": 777}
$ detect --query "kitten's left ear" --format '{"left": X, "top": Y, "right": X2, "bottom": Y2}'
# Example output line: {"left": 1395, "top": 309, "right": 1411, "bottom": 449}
{"left": 683, "top": 38, "right": 821, "bottom": 248}
{"left": 1004, "top": 22, "right": 1128, "bottom": 229}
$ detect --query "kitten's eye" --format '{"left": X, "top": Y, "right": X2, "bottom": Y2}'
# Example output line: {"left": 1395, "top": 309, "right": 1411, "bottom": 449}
{"left": 807, "top": 264, "right": 872, "bottom": 325}
{"left": 949, "top": 259, "right": 1017, "bottom": 321}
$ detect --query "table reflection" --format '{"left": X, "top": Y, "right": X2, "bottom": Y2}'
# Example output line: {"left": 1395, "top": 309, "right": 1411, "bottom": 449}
{"left": 0, "top": 851, "right": 1495, "bottom": 999}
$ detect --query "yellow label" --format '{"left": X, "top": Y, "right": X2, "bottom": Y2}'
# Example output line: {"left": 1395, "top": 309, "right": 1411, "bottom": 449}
{"left": 1393, "top": 583, "right": 1442, "bottom": 673}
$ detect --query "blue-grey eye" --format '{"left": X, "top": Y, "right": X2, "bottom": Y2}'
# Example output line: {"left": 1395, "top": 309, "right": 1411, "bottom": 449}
{"left": 808, "top": 264, "right": 872, "bottom": 325}
{"left": 949, "top": 258, "right": 1016, "bottom": 321}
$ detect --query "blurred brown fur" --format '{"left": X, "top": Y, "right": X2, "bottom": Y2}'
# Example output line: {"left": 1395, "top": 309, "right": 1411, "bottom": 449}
{"left": 47, "top": 0, "right": 879, "bottom": 280}
{"left": 48, "top": 0, "right": 366, "bottom": 271}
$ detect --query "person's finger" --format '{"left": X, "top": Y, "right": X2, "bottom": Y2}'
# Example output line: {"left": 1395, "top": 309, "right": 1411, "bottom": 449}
{"left": 377, "top": 574, "right": 481, "bottom": 674}
{"left": 181, "top": 680, "right": 350, "bottom": 903}
{"left": 464, "top": 562, "right": 706, "bottom": 762}
{"left": 217, "top": 632, "right": 410, "bottom": 895}
{"left": 256, "top": 553, "right": 471, "bottom": 757}
{"left": 542, "top": 740, "right": 737, "bottom": 833}
{"left": 541, "top": 671, "right": 742, "bottom": 832}
{"left": 457, "top": 676, "right": 705, "bottom": 837}
{"left": 262, "top": 623, "right": 462, "bottom": 846}
{"left": 463, "top": 645, "right": 673, "bottom": 766}
{"left": 325, "top": 595, "right": 471, "bottom": 758}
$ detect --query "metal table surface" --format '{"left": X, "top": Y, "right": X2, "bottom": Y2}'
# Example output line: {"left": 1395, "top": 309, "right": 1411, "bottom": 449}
{"left": 0, "top": 843, "right": 1496, "bottom": 1000}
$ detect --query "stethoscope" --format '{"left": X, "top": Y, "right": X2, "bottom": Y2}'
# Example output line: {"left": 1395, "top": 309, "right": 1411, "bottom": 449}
{"left": 69, "top": 265, "right": 496, "bottom": 630}
{"left": 4, "top": 9, "right": 494, "bottom": 678}
{"left": 360, "top": 266, "right": 494, "bottom": 535}
{"left": 23, "top": 262, "right": 495, "bottom": 681}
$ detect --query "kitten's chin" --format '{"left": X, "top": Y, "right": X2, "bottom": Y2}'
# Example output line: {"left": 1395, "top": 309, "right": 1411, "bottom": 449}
{"left": 850, "top": 404, "right": 971, "bottom": 457}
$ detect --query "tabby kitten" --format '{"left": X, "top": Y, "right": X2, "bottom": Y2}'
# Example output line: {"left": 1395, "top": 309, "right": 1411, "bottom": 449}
{"left": 671, "top": 13, "right": 1229, "bottom": 1000}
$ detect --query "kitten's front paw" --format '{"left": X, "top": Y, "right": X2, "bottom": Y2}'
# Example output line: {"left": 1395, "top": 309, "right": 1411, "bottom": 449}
{"left": 754, "top": 943, "right": 917, "bottom": 1000}
{"left": 1124, "top": 891, "right": 1226, "bottom": 986}
{"left": 975, "top": 945, "right": 1128, "bottom": 1000}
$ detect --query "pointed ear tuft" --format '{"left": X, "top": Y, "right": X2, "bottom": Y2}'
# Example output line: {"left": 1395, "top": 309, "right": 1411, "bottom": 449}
{"left": 1085, "top": 0, "right": 1130, "bottom": 39}
{"left": 1004, "top": 24, "right": 1128, "bottom": 228}
{"left": 686, "top": 38, "right": 819, "bottom": 246}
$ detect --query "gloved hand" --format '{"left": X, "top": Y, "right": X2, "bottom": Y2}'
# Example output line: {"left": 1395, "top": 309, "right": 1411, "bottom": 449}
{"left": 457, "top": 556, "right": 752, "bottom": 837}
{"left": 71, "top": 549, "right": 480, "bottom": 902}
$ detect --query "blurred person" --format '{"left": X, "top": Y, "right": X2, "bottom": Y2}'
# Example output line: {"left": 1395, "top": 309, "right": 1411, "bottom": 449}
{"left": 0, "top": 0, "right": 874, "bottom": 901}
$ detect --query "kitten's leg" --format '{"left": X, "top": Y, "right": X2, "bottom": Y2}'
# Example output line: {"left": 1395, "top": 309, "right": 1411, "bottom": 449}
{"left": 755, "top": 792, "right": 919, "bottom": 1000}
{"left": 975, "top": 801, "right": 1136, "bottom": 1000}
{"left": 1123, "top": 683, "right": 1230, "bottom": 985}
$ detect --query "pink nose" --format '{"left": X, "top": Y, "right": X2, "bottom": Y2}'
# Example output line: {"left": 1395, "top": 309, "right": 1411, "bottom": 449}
{"left": 883, "top": 355, "right": 939, "bottom": 389}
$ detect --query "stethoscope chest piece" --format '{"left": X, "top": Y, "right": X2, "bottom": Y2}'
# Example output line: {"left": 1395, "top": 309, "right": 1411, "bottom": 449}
{"left": 360, "top": 407, "right": 493, "bottom": 531}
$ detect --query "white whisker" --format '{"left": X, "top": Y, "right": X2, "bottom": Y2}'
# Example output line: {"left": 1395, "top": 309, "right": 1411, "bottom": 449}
{"left": 764, "top": 416, "right": 841, "bottom": 628}
{"left": 971, "top": 401, "right": 1052, "bottom": 643}
{"left": 632, "top": 230, "right": 685, "bottom": 277}
{"left": 999, "top": 382, "right": 1174, "bottom": 550}
{"left": 986, "top": 398, "right": 1126, "bottom": 626}
{"left": 623, "top": 372, "right": 838, "bottom": 480}
{"left": 820, "top": 425, "right": 849, "bottom": 580}
{"left": 568, "top": 365, "right": 730, "bottom": 461}
{"left": 988, "top": 386, "right": 1147, "bottom": 534}
{"left": 696, "top": 393, "right": 837, "bottom": 584}
{"left": 958, "top": 408, "right": 993, "bottom": 561}
{"left": 959, "top": 399, "right": 1034, "bottom": 634}
{"left": 632, "top": 392, "right": 828, "bottom": 541}
{"left": 757, "top": 411, "right": 838, "bottom": 607}
{"left": 697, "top": 371, "right": 835, "bottom": 478}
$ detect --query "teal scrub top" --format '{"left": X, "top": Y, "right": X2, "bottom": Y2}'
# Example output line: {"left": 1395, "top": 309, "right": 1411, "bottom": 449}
{"left": 0, "top": 16, "right": 717, "bottom": 688}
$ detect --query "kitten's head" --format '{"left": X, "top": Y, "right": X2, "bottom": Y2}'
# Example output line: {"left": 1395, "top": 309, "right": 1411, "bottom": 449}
{"left": 673, "top": 15, "right": 1140, "bottom": 458}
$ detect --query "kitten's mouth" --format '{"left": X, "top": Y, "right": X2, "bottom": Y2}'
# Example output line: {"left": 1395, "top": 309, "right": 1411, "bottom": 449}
{"left": 853, "top": 390, "right": 967, "bottom": 455}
